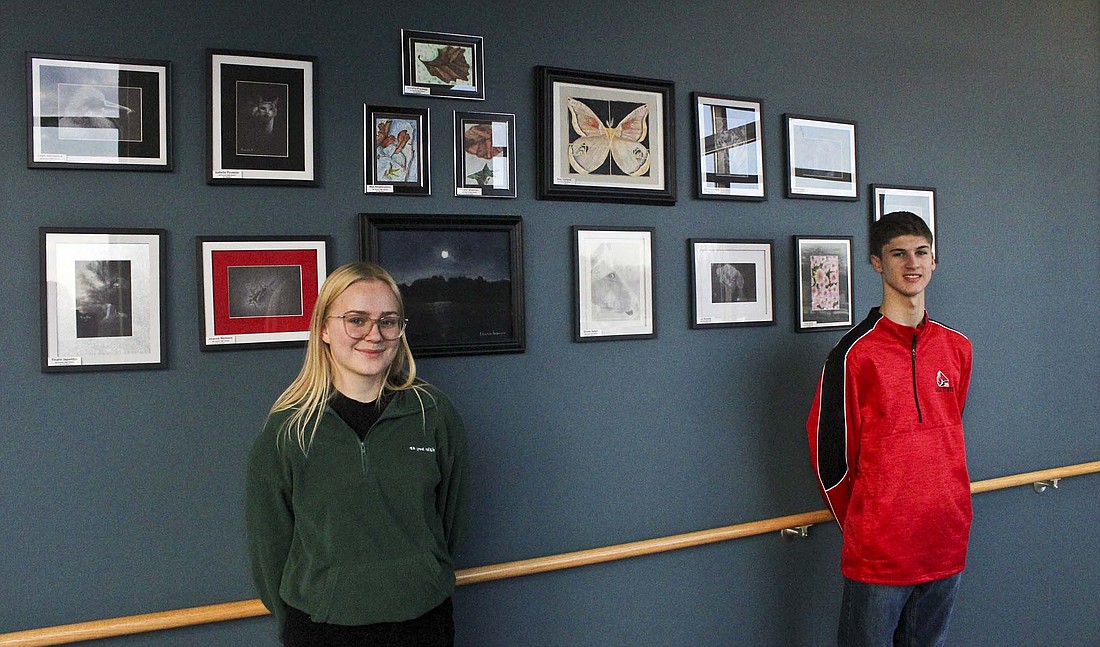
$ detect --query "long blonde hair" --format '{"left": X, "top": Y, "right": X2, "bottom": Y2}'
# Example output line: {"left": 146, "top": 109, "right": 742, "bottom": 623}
{"left": 271, "top": 262, "right": 418, "bottom": 453}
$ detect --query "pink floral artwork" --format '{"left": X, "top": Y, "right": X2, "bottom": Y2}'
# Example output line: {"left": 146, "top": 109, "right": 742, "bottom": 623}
{"left": 810, "top": 254, "right": 840, "bottom": 311}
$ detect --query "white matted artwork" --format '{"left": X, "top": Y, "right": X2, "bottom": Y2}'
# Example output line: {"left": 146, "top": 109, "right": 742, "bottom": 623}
{"left": 572, "top": 226, "right": 655, "bottom": 341}
{"left": 689, "top": 239, "right": 774, "bottom": 328}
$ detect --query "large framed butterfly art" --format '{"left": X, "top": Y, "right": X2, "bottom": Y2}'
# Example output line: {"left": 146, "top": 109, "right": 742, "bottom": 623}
{"left": 537, "top": 67, "right": 675, "bottom": 205}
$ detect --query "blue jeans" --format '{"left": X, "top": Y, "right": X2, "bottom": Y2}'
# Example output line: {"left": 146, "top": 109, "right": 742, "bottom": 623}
{"left": 838, "top": 574, "right": 961, "bottom": 647}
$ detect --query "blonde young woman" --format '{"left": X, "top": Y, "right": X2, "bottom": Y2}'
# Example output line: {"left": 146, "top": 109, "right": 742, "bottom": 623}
{"left": 246, "top": 262, "right": 469, "bottom": 647}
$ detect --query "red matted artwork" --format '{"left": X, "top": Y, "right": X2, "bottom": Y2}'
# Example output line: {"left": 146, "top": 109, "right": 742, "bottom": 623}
{"left": 197, "top": 236, "right": 328, "bottom": 350}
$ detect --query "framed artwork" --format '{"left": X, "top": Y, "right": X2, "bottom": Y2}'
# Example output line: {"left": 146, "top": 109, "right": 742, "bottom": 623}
{"left": 871, "top": 184, "right": 938, "bottom": 258}
{"left": 453, "top": 111, "right": 516, "bottom": 198}
{"left": 537, "top": 66, "right": 675, "bottom": 205}
{"left": 784, "top": 114, "right": 858, "bottom": 200}
{"left": 364, "top": 105, "right": 430, "bottom": 195}
{"left": 573, "top": 226, "right": 655, "bottom": 341}
{"left": 26, "top": 53, "right": 171, "bottom": 170}
{"left": 196, "top": 236, "right": 328, "bottom": 351}
{"left": 40, "top": 227, "right": 167, "bottom": 372}
{"left": 688, "top": 239, "right": 775, "bottom": 328}
{"left": 692, "top": 93, "right": 765, "bottom": 200}
{"left": 401, "top": 29, "right": 485, "bottom": 100}
{"left": 360, "top": 214, "right": 525, "bottom": 357}
{"left": 794, "top": 236, "right": 854, "bottom": 332}
{"left": 208, "top": 49, "right": 317, "bottom": 185}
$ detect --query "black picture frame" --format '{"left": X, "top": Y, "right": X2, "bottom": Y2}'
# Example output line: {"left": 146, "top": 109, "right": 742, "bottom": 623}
{"left": 453, "top": 110, "right": 517, "bottom": 198}
{"left": 27, "top": 52, "right": 171, "bottom": 171}
{"left": 784, "top": 114, "right": 858, "bottom": 200}
{"left": 688, "top": 238, "right": 775, "bottom": 328}
{"left": 871, "top": 184, "right": 938, "bottom": 259}
{"left": 364, "top": 105, "right": 431, "bottom": 196}
{"left": 401, "top": 29, "right": 485, "bottom": 101}
{"left": 537, "top": 66, "right": 676, "bottom": 205}
{"left": 573, "top": 226, "right": 656, "bottom": 341}
{"left": 196, "top": 236, "right": 329, "bottom": 351}
{"left": 207, "top": 49, "right": 317, "bottom": 185}
{"left": 793, "top": 235, "right": 854, "bottom": 332}
{"left": 691, "top": 93, "right": 765, "bottom": 200}
{"left": 360, "top": 214, "right": 525, "bottom": 357}
{"left": 40, "top": 227, "right": 168, "bottom": 372}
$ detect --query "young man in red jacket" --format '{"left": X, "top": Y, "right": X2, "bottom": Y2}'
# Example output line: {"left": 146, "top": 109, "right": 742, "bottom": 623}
{"left": 806, "top": 211, "right": 973, "bottom": 646}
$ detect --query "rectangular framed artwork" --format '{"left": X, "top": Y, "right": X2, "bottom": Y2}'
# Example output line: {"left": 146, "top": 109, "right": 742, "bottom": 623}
{"left": 365, "top": 105, "right": 430, "bottom": 195}
{"left": 871, "top": 184, "right": 938, "bottom": 258}
{"left": 401, "top": 29, "right": 485, "bottom": 100}
{"left": 688, "top": 239, "right": 775, "bottom": 328}
{"left": 537, "top": 66, "right": 675, "bottom": 205}
{"left": 784, "top": 114, "right": 858, "bottom": 200}
{"left": 27, "top": 52, "right": 171, "bottom": 170}
{"left": 793, "top": 235, "right": 854, "bottom": 332}
{"left": 360, "top": 214, "right": 525, "bottom": 357}
{"left": 196, "top": 236, "right": 328, "bottom": 351}
{"left": 692, "top": 93, "right": 765, "bottom": 200}
{"left": 573, "top": 226, "right": 655, "bottom": 341}
{"left": 208, "top": 49, "right": 317, "bottom": 185}
{"left": 40, "top": 227, "right": 167, "bottom": 372}
{"left": 453, "top": 110, "right": 516, "bottom": 198}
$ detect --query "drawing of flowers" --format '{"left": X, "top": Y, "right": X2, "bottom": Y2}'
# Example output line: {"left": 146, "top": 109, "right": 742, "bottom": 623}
{"left": 810, "top": 255, "right": 840, "bottom": 311}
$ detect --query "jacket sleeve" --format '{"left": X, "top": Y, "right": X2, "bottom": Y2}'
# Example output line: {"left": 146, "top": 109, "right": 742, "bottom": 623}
{"left": 956, "top": 339, "right": 973, "bottom": 414}
{"left": 434, "top": 394, "right": 471, "bottom": 556}
{"left": 806, "top": 351, "right": 862, "bottom": 528}
{"left": 245, "top": 417, "right": 293, "bottom": 635}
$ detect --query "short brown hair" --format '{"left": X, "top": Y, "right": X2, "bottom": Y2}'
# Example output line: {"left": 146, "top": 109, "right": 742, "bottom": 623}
{"left": 870, "top": 211, "right": 933, "bottom": 260}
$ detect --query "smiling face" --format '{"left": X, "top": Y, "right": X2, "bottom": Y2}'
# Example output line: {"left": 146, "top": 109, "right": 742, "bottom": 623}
{"left": 871, "top": 234, "right": 937, "bottom": 301}
{"left": 321, "top": 279, "right": 402, "bottom": 401}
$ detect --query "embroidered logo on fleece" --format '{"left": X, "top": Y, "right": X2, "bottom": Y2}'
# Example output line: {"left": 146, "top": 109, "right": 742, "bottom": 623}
{"left": 935, "top": 370, "right": 954, "bottom": 392}
{"left": 409, "top": 446, "right": 436, "bottom": 453}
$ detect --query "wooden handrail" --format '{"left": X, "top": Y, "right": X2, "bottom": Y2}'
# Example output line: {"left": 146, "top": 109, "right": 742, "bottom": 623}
{"left": 2, "top": 460, "right": 1096, "bottom": 647}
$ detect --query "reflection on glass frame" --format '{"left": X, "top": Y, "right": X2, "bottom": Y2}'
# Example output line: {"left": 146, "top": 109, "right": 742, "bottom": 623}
{"left": 871, "top": 184, "right": 938, "bottom": 259}
{"left": 196, "top": 236, "right": 328, "bottom": 351}
{"left": 364, "top": 105, "right": 430, "bottom": 196}
{"left": 692, "top": 93, "right": 765, "bottom": 200}
{"left": 208, "top": 49, "right": 317, "bottom": 185}
{"left": 689, "top": 239, "right": 775, "bottom": 328}
{"left": 360, "top": 214, "right": 525, "bottom": 357}
{"left": 40, "top": 227, "right": 167, "bottom": 372}
{"left": 401, "top": 29, "right": 485, "bottom": 101}
{"left": 794, "top": 236, "right": 854, "bottom": 332}
{"left": 573, "top": 226, "right": 655, "bottom": 341}
{"left": 538, "top": 66, "right": 675, "bottom": 205}
{"left": 453, "top": 111, "right": 516, "bottom": 198}
{"left": 784, "top": 114, "right": 858, "bottom": 200}
{"left": 27, "top": 53, "right": 171, "bottom": 170}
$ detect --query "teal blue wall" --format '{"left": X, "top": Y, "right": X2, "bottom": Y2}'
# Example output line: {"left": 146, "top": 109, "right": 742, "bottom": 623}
{"left": 2, "top": 1, "right": 1097, "bottom": 644}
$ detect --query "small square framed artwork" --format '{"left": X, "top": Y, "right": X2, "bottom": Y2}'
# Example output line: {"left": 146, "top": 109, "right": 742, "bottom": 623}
{"left": 401, "top": 30, "right": 485, "bottom": 100}
{"left": 692, "top": 93, "right": 765, "bottom": 200}
{"left": 364, "top": 104, "right": 430, "bottom": 196}
{"left": 196, "top": 236, "right": 328, "bottom": 350}
{"left": 871, "top": 184, "right": 937, "bottom": 259}
{"left": 454, "top": 110, "right": 516, "bottom": 198}
{"left": 784, "top": 114, "right": 858, "bottom": 200}
{"left": 793, "top": 235, "right": 854, "bottom": 332}
{"left": 688, "top": 238, "right": 775, "bottom": 328}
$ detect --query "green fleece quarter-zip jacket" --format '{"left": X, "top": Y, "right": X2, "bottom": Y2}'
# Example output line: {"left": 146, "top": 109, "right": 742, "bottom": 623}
{"left": 245, "top": 384, "right": 470, "bottom": 634}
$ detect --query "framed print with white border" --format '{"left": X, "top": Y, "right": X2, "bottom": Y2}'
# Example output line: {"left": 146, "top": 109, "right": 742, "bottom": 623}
{"left": 871, "top": 184, "right": 938, "bottom": 259}
{"left": 538, "top": 66, "right": 675, "bottom": 205}
{"left": 692, "top": 93, "right": 765, "bottom": 200}
{"left": 794, "top": 235, "right": 854, "bottom": 332}
{"left": 40, "top": 227, "right": 167, "bottom": 372}
{"left": 454, "top": 110, "right": 516, "bottom": 198}
{"left": 197, "top": 236, "right": 328, "bottom": 351}
{"left": 689, "top": 239, "right": 775, "bottom": 328}
{"left": 401, "top": 30, "right": 485, "bottom": 100}
{"left": 365, "top": 105, "right": 430, "bottom": 196}
{"left": 208, "top": 49, "right": 317, "bottom": 185}
{"left": 784, "top": 114, "right": 858, "bottom": 200}
{"left": 27, "top": 53, "right": 171, "bottom": 170}
{"left": 573, "top": 226, "right": 655, "bottom": 341}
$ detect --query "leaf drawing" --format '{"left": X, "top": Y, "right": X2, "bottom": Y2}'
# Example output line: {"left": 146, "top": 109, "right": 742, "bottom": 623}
{"left": 419, "top": 46, "right": 470, "bottom": 84}
{"left": 464, "top": 123, "right": 504, "bottom": 160}
{"left": 467, "top": 163, "right": 493, "bottom": 186}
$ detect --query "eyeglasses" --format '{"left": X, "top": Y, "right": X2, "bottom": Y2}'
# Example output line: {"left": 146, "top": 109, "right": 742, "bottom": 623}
{"left": 327, "top": 312, "right": 407, "bottom": 341}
